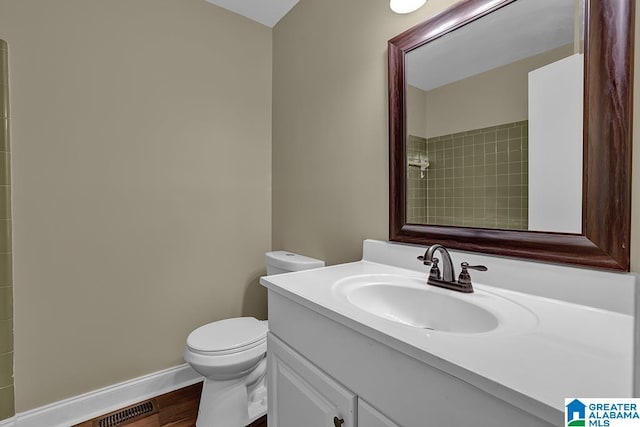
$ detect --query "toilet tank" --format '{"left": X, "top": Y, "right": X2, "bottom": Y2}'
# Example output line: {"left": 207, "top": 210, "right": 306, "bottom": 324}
{"left": 265, "top": 251, "right": 325, "bottom": 275}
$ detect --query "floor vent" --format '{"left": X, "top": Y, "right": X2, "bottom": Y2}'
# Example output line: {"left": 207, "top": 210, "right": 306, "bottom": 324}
{"left": 96, "top": 400, "right": 156, "bottom": 427}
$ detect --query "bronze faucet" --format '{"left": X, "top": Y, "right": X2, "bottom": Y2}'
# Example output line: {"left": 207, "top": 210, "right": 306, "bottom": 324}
{"left": 417, "top": 244, "right": 487, "bottom": 293}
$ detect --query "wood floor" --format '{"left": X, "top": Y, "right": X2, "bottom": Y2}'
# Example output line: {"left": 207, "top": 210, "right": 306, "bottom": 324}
{"left": 72, "top": 382, "right": 267, "bottom": 427}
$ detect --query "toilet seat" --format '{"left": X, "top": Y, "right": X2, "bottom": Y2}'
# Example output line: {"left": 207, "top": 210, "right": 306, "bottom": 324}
{"left": 187, "top": 317, "right": 268, "bottom": 356}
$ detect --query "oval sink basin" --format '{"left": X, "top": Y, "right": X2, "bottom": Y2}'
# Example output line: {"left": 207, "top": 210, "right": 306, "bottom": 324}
{"left": 348, "top": 284, "right": 498, "bottom": 333}
{"left": 333, "top": 274, "right": 537, "bottom": 335}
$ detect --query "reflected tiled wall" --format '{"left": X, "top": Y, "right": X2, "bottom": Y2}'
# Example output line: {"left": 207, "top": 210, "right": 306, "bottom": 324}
{"left": 0, "top": 39, "right": 14, "bottom": 421}
{"left": 407, "top": 135, "right": 428, "bottom": 222}
{"left": 407, "top": 121, "right": 529, "bottom": 230}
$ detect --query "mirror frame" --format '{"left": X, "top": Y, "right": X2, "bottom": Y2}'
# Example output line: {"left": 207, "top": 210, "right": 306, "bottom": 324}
{"left": 389, "top": 0, "right": 633, "bottom": 271}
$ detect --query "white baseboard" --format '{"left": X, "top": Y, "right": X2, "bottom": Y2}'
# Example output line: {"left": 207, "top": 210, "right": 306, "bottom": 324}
{"left": 11, "top": 364, "right": 202, "bottom": 427}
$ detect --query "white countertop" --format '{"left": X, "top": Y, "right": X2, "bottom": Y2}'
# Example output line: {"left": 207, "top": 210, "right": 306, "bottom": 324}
{"left": 261, "top": 260, "right": 634, "bottom": 416}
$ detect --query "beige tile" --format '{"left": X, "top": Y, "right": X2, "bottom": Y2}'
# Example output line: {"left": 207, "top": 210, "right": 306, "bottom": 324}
{"left": 0, "top": 384, "right": 14, "bottom": 420}
{"left": 0, "top": 186, "right": 9, "bottom": 220}
{"left": 508, "top": 174, "right": 522, "bottom": 185}
{"left": 509, "top": 186, "right": 523, "bottom": 197}
{"left": 484, "top": 141, "right": 496, "bottom": 154}
{"left": 474, "top": 176, "right": 486, "bottom": 188}
{"left": 0, "top": 352, "right": 12, "bottom": 388}
{"left": 0, "top": 118, "right": 8, "bottom": 152}
{"left": 0, "top": 287, "right": 11, "bottom": 321}
{"left": 0, "top": 152, "right": 9, "bottom": 185}
{"left": 0, "top": 40, "right": 6, "bottom": 51}
{"left": 0, "top": 220, "right": 10, "bottom": 253}
{"left": 508, "top": 127, "right": 521, "bottom": 139}
{"left": 0, "top": 84, "right": 7, "bottom": 119}
{"left": 497, "top": 197, "right": 509, "bottom": 209}
{"left": 473, "top": 198, "right": 485, "bottom": 209}
{"left": 496, "top": 164, "right": 509, "bottom": 177}
{"left": 508, "top": 139, "right": 521, "bottom": 152}
{"left": 0, "top": 253, "right": 11, "bottom": 286}
{"left": 508, "top": 198, "right": 521, "bottom": 210}
{"left": 0, "top": 319, "right": 12, "bottom": 353}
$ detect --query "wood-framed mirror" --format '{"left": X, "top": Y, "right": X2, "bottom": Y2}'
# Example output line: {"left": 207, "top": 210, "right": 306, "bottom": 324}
{"left": 389, "top": 0, "right": 633, "bottom": 271}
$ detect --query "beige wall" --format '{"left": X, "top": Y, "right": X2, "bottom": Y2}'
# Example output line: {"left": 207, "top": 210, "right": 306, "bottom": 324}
{"left": 273, "top": 0, "right": 640, "bottom": 270}
{"left": 407, "top": 47, "right": 571, "bottom": 139}
{"left": 273, "top": 0, "right": 462, "bottom": 265}
{"left": 424, "top": 45, "right": 572, "bottom": 137}
{"left": 0, "top": 0, "right": 272, "bottom": 411}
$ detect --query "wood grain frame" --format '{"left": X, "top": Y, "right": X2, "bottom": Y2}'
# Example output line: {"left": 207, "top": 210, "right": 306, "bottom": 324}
{"left": 388, "top": 0, "right": 634, "bottom": 271}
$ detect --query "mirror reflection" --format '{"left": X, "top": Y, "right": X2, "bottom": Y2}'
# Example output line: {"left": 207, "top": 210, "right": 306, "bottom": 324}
{"left": 405, "top": 0, "right": 584, "bottom": 233}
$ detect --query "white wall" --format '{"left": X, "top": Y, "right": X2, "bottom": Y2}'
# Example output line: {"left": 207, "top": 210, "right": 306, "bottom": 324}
{"left": 528, "top": 54, "right": 583, "bottom": 233}
{"left": 407, "top": 85, "right": 427, "bottom": 138}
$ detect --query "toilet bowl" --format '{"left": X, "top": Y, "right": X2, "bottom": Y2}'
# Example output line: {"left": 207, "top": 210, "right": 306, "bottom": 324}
{"left": 184, "top": 251, "right": 324, "bottom": 427}
{"left": 184, "top": 317, "right": 269, "bottom": 427}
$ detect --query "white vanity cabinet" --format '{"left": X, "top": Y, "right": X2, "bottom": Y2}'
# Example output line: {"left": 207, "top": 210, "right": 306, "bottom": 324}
{"left": 266, "top": 290, "right": 558, "bottom": 427}
{"left": 268, "top": 333, "right": 357, "bottom": 427}
{"left": 357, "top": 400, "right": 401, "bottom": 427}
{"left": 261, "top": 240, "right": 635, "bottom": 426}
{"left": 268, "top": 333, "right": 401, "bottom": 427}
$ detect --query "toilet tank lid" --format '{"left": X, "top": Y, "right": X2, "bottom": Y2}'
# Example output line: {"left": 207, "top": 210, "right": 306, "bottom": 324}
{"left": 265, "top": 251, "right": 325, "bottom": 272}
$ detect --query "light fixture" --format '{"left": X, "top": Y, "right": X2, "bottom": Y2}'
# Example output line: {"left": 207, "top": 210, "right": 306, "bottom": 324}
{"left": 390, "top": 0, "right": 427, "bottom": 14}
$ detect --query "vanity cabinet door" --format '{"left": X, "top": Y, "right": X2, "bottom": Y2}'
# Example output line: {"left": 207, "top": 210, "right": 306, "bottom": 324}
{"left": 268, "top": 333, "right": 356, "bottom": 427}
{"left": 358, "top": 400, "right": 400, "bottom": 427}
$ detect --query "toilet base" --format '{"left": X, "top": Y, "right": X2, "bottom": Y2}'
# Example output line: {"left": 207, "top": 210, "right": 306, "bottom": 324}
{"left": 195, "top": 358, "right": 267, "bottom": 427}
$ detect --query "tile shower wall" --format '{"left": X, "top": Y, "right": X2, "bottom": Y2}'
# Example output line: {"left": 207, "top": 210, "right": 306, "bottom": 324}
{"left": 408, "top": 121, "right": 528, "bottom": 230}
{"left": 407, "top": 135, "right": 428, "bottom": 223}
{"left": 0, "top": 39, "right": 14, "bottom": 421}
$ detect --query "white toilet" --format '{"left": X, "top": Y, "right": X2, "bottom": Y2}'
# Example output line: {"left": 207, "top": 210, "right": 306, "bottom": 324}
{"left": 184, "top": 251, "right": 324, "bottom": 427}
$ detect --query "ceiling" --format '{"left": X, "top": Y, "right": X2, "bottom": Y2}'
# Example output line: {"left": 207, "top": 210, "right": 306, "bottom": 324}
{"left": 407, "top": 0, "right": 581, "bottom": 91}
{"left": 204, "top": 0, "right": 300, "bottom": 28}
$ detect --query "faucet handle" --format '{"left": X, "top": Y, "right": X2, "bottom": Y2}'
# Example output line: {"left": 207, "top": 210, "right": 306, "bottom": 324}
{"left": 461, "top": 262, "right": 487, "bottom": 272}
{"left": 457, "top": 262, "right": 487, "bottom": 292}
{"left": 418, "top": 252, "right": 441, "bottom": 281}
{"left": 417, "top": 252, "right": 431, "bottom": 265}
{"left": 428, "top": 257, "right": 441, "bottom": 280}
